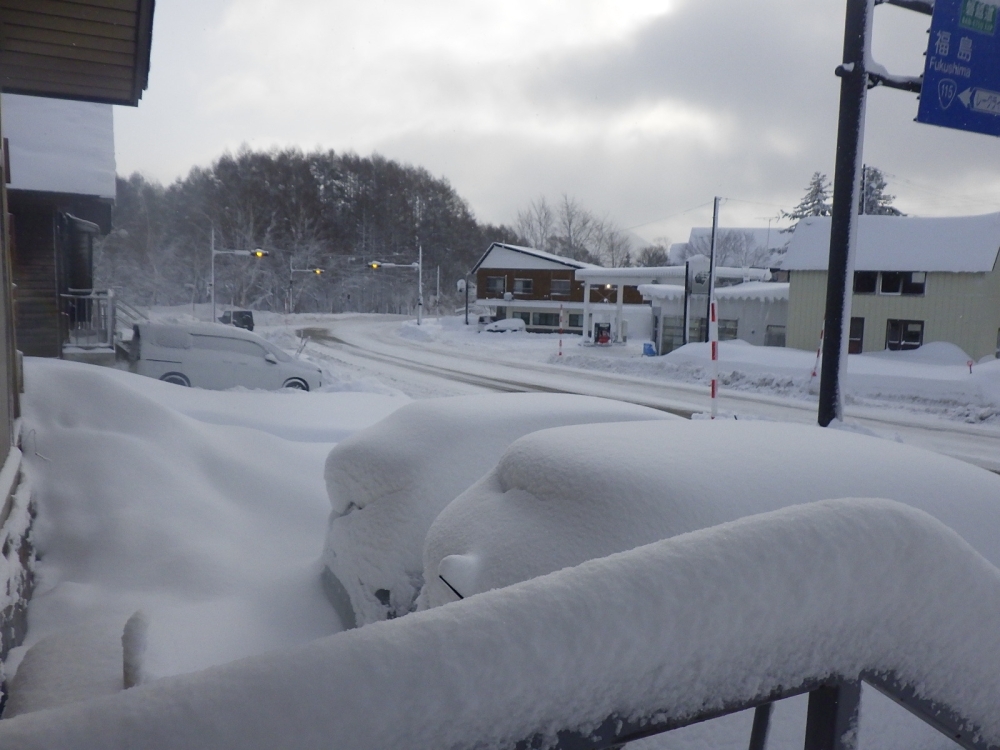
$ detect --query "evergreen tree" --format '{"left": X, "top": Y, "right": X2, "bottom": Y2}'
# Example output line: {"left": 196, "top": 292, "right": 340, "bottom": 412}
{"left": 783, "top": 172, "right": 832, "bottom": 221}
{"left": 860, "top": 166, "right": 904, "bottom": 216}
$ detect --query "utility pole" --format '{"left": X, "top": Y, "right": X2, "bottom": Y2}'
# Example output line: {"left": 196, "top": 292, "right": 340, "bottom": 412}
{"left": 818, "top": 0, "right": 874, "bottom": 426}
{"left": 418, "top": 244, "right": 423, "bottom": 325}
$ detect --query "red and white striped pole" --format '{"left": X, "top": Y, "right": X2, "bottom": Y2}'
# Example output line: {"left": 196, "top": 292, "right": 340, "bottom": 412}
{"left": 809, "top": 325, "right": 825, "bottom": 383}
{"left": 709, "top": 298, "right": 719, "bottom": 419}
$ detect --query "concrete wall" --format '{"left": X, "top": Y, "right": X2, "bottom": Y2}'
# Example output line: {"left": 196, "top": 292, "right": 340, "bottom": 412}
{"left": 787, "top": 269, "right": 1000, "bottom": 360}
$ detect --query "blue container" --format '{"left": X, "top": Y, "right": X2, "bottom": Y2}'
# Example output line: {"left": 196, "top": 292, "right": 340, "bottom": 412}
{"left": 642, "top": 342, "right": 656, "bottom": 357}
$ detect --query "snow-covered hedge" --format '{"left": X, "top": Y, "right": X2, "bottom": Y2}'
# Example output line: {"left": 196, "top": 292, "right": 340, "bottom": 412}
{"left": 322, "top": 393, "right": 675, "bottom": 625}
{"left": 1, "top": 498, "right": 998, "bottom": 749}
{"left": 419, "top": 420, "right": 1000, "bottom": 608}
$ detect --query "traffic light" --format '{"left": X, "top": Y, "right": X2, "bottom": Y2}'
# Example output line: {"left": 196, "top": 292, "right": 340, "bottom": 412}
{"left": 252, "top": 249, "right": 269, "bottom": 258}
{"left": 369, "top": 261, "right": 381, "bottom": 269}
{"left": 313, "top": 268, "right": 324, "bottom": 275}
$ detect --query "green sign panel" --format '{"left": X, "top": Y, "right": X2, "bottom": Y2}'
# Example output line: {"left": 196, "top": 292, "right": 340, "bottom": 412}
{"left": 959, "top": 0, "right": 998, "bottom": 35}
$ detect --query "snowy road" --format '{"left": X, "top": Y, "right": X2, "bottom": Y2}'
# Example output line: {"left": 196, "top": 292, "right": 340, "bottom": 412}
{"left": 304, "top": 315, "right": 1000, "bottom": 473}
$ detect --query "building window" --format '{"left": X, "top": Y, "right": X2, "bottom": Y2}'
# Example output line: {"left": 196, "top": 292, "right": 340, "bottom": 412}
{"left": 849, "top": 317, "right": 864, "bottom": 354}
{"left": 765, "top": 325, "right": 786, "bottom": 347}
{"left": 568, "top": 313, "right": 583, "bottom": 328}
{"left": 551, "top": 278, "right": 571, "bottom": 296}
{"left": 485, "top": 276, "right": 505, "bottom": 296}
{"left": 902, "top": 272, "right": 926, "bottom": 295}
{"left": 718, "top": 319, "right": 738, "bottom": 341}
{"left": 879, "top": 272, "right": 904, "bottom": 295}
{"left": 885, "top": 319, "right": 923, "bottom": 351}
{"left": 513, "top": 278, "right": 533, "bottom": 295}
{"left": 853, "top": 272, "right": 878, "bottom": 294}
{"left": 532, "top": 312, "right": 560, "bottom": 327}
{"left": 512, "top": 311, "right": 531, "bottom": 324}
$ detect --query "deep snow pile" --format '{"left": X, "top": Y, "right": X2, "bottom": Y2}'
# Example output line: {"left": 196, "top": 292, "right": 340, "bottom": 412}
{"left": 322, "top": 393, "right": 676, "bottom": 625}
{"left": 8, "top": 358, "right": 407, "bottom": 696}
{"left": 420, "top": 420, "right": 1000, "bottom": 609}
{"left": 1, "top": 499, "right": 999, "bottom": 749}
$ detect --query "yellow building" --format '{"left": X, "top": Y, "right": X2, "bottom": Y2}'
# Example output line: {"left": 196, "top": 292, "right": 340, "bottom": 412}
{"left": 783, "top": 213, "right": 1000, "bottom": 361}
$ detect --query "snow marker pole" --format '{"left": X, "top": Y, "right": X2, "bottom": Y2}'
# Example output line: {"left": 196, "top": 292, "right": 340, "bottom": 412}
{"left": 810, "top": 325, "right": 825, "bottom": 382}
{"left": 710, "top": 298, "right": 718, "bottom": 419}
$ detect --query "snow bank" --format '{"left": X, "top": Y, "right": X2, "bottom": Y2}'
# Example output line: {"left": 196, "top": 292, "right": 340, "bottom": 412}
{"left": 323, "top": 393, "right": 676, "bottom": 625}
{"left": 2, "top": 499, "right": 999, "bottom": 749}
{"left": 11, "top": 358, "right": 405, "bottom": 684}
{"left": 420, "top": 420, "right": 1000, "bottom": 608}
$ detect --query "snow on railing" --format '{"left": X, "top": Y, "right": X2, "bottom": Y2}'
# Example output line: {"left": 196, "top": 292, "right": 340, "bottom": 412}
{"left": 60, "top": 289, "right": 115, "bottom": 350}
{"left": 0, "top": 499, "right": 997, "bottom": 750}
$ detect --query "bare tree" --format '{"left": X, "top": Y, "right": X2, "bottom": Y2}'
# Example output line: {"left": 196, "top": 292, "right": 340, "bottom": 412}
{"left": 685, "top": 230, "right": 770, "bottom": 267}
{"left": 593, "top": 219, "right": 632, "bottom": 267}
{"left": 515, "top": 197, "right": 555, "bottom": 251}
{"left": 555, "top": 195, "right": 599, "bottom": 262}
{"left": 635, "top": 243, "right": 670, "bottom": 267}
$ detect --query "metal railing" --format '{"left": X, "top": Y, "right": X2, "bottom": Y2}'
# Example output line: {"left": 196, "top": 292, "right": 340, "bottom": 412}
{"left": 61, "top": 289, "right": 116, "bottom": 349}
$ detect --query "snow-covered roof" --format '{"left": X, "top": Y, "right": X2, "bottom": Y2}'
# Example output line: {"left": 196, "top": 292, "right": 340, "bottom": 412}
{"left": 576, "top": 266, "right": 684, "bottom": 283}
{"left": 714, "top": 281, "right": 789, "bottom": 302}
{"left": 638, "top": 281, "right": 787, "bottom": 302}
{"left": 1, "top": 93, "right": 116, "bottom": 200}
{"left": 472, "top": 243, "right": 600, "bottom": 272}
{"left": 781, "top": 213, "right": 1000, "bottom": 272}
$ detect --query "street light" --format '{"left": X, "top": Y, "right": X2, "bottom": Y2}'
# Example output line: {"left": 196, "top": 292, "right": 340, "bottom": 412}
{"left": 209, "top": 228, "right": 269, "bottom": 322}
{"left": 367, "top": 245, "right": 423, "bottom": 324}
{"left": 288, "top": 261, "right": 325, "bottom": 314}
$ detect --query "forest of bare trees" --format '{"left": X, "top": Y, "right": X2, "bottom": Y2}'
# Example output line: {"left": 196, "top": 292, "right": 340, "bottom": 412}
{"left": 96, "top": 147, "right": 518, "bottom": 314}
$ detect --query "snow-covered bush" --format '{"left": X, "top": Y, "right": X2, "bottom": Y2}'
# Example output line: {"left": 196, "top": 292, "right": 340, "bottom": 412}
{"left": 321, "top": 393, "right": 676, "bottom": 626}
{"left": 419, "top": 420, "right": 1000, "bottom": 609}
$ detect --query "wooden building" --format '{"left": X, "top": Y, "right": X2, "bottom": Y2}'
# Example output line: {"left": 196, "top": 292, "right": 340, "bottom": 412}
{"left": 0, "top": 0, "right": 155, "bottom": 664}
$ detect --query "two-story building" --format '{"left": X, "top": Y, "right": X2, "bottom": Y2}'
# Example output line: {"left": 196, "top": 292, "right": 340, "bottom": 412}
{"left": 783, "top": 213, "right": 1000, "bottom": 360}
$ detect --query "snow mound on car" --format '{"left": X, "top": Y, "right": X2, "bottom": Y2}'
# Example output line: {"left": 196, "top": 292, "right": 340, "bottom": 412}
{"left": 322, "top": 393, "right": 676, "bottom": 625}
{"left": 419, "top": 420, "right": 1000, "bottom": 609}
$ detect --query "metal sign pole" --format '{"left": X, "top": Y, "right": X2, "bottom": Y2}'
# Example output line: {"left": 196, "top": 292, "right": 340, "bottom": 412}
{"left": 818, "top": 0, "right": 874, "bottom": 427}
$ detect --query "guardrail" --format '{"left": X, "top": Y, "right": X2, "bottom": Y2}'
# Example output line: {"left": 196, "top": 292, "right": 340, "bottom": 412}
{"left": 60, "top": 289, "right": 115, "bottom": 349}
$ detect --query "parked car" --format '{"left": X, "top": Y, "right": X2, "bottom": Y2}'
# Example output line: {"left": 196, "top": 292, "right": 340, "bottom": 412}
{"left": 218, "top": 310, "right": 254, "bottom": 331}
{"left": 129, "top": 322, "right": 322, "bottom": 390}
{"left": 482, "top": 318, "right": 526, "bottom": 333}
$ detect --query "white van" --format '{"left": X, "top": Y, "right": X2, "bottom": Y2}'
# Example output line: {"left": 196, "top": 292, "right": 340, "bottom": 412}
{"left": 130, "top": 322, "right": 323, "bottom": 391}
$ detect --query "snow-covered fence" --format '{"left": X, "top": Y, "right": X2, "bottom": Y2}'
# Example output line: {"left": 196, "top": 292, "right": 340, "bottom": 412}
{"left": 0, "top": 499, "right": 998, "bottom": 750}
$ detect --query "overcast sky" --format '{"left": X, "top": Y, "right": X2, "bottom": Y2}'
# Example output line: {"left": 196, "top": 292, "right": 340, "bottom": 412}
{"left": 114, "top": 0, "right": 1000, "bottom": 244}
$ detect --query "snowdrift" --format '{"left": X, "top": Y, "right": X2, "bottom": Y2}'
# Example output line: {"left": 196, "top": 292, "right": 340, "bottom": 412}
{"left": 322, "top": 393, "right": 675, "bottom": 625}
{"left": 420, "top": 420, "right": 1000, "bottom": 609}
{"left": 1, "top": 499, "right": 999, "bottom": 749}
{"left": 13, "top": 358, "right": 403, "bottom": 682}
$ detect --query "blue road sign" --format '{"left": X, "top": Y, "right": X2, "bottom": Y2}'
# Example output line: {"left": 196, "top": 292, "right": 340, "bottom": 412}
{"left": 917, "top": 0, "right": 1000, "bottom": 137}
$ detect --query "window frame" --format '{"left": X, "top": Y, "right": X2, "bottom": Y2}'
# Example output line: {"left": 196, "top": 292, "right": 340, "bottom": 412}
{"left": 550, "top": 278, "right": 571, "bottom": 297}
{"left": 485, "top": 276, "right": 506, "bottom": 297}
{"left": 513, "top": 278, "right": 534, "bottom": 296}
{"left": 885, "top": 319, "right": 924, "bottom": 351}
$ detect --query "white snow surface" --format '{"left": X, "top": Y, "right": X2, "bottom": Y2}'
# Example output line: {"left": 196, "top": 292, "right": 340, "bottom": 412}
{"left": 2, "top": 498, "right": 1000, "bottom": 749}
{"left": 781, "top": 213, "right": 1000, "bottom": 272}
{"left": 1, "top": 94, "right": 116, "bottom": 199}
{"left": 323, "top": 393, "right": 675, "bottom": 625}
{"left": 420, "top": 420, "right": 1000, "bottom": 609}
{"left": 9, "top": 358, "right": 406, "bottom": 689}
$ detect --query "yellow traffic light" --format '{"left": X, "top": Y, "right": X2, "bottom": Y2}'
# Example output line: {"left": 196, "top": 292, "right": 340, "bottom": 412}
{"left": 369, "top": 261, "right": 381, "bottom": 269}
{"left": 313, "top": 268, "right": 324, "bottom": 275}
{"left": 252, "top": 250, "right": 269, "bottom": 258}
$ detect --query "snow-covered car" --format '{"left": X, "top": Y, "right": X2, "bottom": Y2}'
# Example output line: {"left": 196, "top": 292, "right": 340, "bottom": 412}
{"left": 417, "top": 420, "right": 1000, "bottom": 610}
{"left": 321, "top": 393, "right": 678, "bottom": 626}
{"left": 129, "top": 322, "right": 322, "bottom": 390}
{"left": 482, "top": 318, "right": 525, "bottom": 333}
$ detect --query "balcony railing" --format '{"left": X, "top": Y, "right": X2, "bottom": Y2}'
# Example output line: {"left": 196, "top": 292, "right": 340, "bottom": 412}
{"left": 61, "top": 288, "right": 116, "bottom": 350}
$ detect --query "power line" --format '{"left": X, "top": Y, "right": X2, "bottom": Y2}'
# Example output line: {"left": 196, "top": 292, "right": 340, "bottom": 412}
{"left": 625, "top": 201, "right": 715, "bottom": 231}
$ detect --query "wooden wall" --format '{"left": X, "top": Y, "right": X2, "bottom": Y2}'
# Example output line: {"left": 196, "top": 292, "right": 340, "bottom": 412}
{"left": 476, "top": 268, "right": 645, "bottom": 304}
